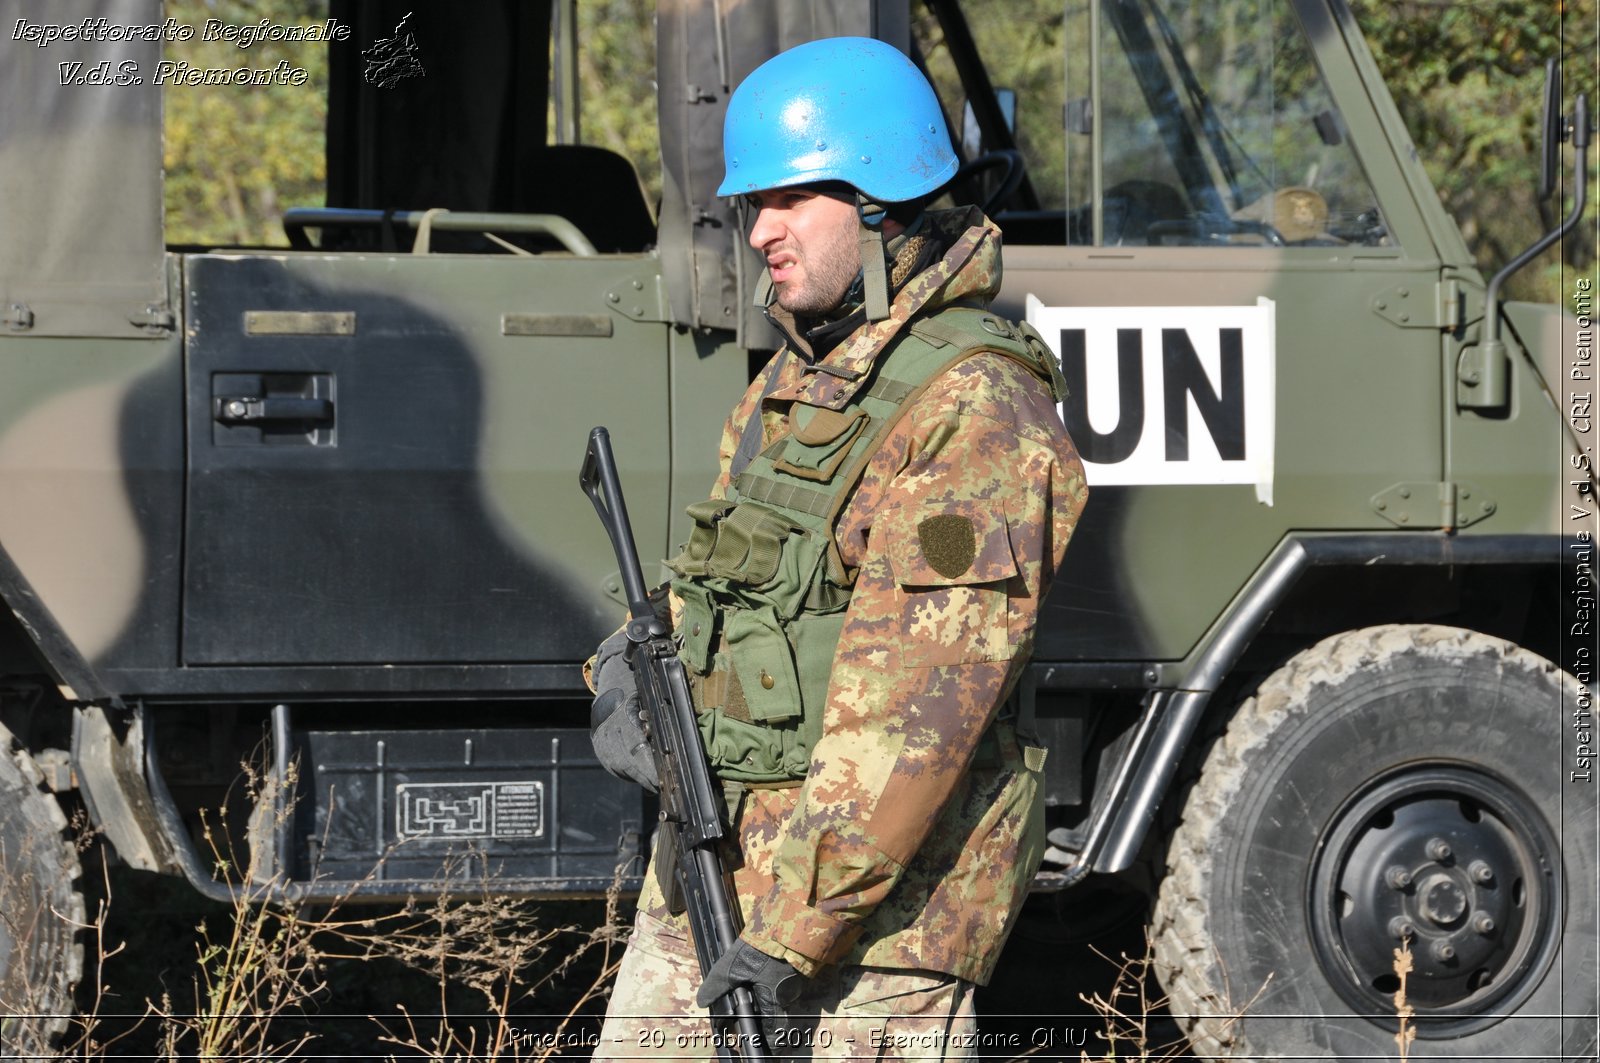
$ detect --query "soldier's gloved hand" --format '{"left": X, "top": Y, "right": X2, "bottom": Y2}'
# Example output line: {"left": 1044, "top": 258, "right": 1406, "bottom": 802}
{"left": 589, "top": 629, "right": 659, "bottom": 792}
{"left": 695, "top": 938, "right": 806, "bottom": 1043}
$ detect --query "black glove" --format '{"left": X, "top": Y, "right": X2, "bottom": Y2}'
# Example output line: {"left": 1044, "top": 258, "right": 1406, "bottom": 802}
{"left": 695, "top": 937, "right": 806, "bottom": 1018}
{"left": 589, "top": 628, "right": 659, "bottom": 791}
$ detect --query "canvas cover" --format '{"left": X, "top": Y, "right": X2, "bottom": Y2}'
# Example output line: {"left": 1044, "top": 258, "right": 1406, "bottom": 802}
{"left": 326, "top": 0, "right": 552, "bottom": 216}
{"left": 0, "top": 0, "right": 166, "bottom": 338}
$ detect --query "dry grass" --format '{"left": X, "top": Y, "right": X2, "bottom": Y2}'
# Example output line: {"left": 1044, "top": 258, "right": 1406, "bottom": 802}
{"left": 986, "top": 931, "right": 1261, "bottom": 1062}
{"left": 57, "top": 757, "right": 1433, "bottom": 1062}
{"left": 55, "top": 761, "right": 631, "bottom": 1061}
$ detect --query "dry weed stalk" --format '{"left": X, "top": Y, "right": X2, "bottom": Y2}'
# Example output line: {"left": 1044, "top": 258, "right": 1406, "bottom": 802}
{"left": 1072, "top": 935, "right": 1189, "bottom": 1062}
{"left": 1392, "top": 936, "right": 1417, "bottom": 1060}
{"left": 148, "top": 765, "right": 350, "bottom": 1060}
{"left": 58, "top": 814, "right": 155, "bottom": 1059}
{"left": 356, "top": 856, "right": 632, "bottom": 1062}
{"left": 1058, "top": 935, "right": 1269, "bottom": 1063}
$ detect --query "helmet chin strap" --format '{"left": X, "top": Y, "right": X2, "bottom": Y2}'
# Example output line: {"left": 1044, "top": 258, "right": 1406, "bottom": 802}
{"left": 856, "top": 194, "right": 892, "bottom": 322}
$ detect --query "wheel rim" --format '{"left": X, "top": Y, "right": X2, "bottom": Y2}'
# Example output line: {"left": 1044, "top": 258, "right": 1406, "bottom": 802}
{"left": 1308, "top": 763, "right": 1564, "bottom": 1038}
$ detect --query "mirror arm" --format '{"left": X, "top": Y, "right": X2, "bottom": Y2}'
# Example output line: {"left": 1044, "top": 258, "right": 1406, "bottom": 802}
{"left": 1463, "top": 94, "right": 1590, "bottom": 409}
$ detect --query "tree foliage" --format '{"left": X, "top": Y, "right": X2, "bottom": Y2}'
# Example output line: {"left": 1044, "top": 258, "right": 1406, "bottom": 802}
{"left": 569, "top": 0, "right": 660, "bottom": 206}
{"left": 1349, "top": 0, "right": 1597, "bottom": 300}
{"left": 162, "top": 0, "right": 328, "bottom": 247}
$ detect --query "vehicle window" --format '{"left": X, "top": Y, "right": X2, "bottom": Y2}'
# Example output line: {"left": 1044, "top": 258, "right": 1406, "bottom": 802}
{"left": 913, "top": 0, "right": 1068, "bottom": 213}
{"left": 560, "top": 0, "right": 660, "bottom": 207}
{"left": 1069, "top": 0, "right": 1390, "bottom": 247}
{"left": 162, "top": 0, "right": 329, "bottom": 248}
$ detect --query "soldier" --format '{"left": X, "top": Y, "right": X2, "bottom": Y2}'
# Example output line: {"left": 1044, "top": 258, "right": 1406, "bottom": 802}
{"left": 588, "top": 36, "right": 1087, "bottom": 1060}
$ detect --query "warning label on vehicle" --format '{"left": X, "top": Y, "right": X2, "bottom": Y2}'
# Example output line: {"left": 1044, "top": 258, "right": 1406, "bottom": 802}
{"left": 1026, "top": 296, "right": 1277, "bottom": 505}
{"left": 396, "top": 781, "right": 545, "bottom": 841}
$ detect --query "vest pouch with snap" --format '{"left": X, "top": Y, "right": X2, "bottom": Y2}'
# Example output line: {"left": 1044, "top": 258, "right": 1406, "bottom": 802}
{"left": 674, "top": 581, "right": 717, "bottom": 673}
{"left": 723, "top": 604, "right": 801, "bottom": 722}
{"left": 773, "top": 405, "right": 869, "bottom": 483}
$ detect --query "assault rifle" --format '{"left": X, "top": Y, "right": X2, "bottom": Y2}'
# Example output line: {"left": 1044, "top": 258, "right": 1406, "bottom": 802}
{"left": 580, "top": 427, "right": 772, "bottom": 1063}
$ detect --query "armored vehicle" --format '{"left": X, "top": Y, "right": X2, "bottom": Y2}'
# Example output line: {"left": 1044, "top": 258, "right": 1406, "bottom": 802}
{"left": 1, "top": 0, "right": 1594, "bottom": 1058}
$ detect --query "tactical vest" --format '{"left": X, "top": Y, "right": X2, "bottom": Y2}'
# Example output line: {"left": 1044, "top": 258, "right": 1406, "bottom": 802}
{"left": 667, "top": 307, "right": 1067, "bottom": 786}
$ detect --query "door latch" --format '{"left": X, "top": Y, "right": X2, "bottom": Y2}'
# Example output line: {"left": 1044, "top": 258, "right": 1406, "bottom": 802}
{"left": 213, "top": 396, "right": 334, "bottom": 425}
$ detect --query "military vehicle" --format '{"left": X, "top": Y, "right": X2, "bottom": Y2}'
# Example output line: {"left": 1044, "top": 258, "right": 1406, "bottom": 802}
{"left": 1, "top": 0, "right": 1594, "bottom": 1057}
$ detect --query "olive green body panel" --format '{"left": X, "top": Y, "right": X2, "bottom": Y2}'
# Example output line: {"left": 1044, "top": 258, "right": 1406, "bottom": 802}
{"left": 997, "top": 250, "right": 1453, "bottom": 661}
{"left": 986, "top": 0, "right": 1576, "bottom": 667}
{"left": 0, "top": 0, "right": 1579, "bottom": 697}
{"left": 1451, "top": 301, "right": 1586, "bottom": 542}
{"left": 0, "top": 328, "right": 183, "bottom": 682}
{"left": 0, "top": 0, "right": 166, "bottom": 341}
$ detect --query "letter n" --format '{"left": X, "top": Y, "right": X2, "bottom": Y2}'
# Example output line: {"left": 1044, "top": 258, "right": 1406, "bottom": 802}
{"left": 1163, "top": 328, "right": 1245, "bottom": 460}
{"left": 1059, "top": 328, "right": 1144, "bottom": 463}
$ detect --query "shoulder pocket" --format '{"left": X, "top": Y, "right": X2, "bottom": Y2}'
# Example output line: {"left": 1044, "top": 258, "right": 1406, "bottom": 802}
{"left": 881, "top": 501, "right": 1016, "bottom": 667}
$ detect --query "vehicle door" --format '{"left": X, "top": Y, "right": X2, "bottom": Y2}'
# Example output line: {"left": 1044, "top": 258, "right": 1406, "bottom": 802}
{"left": 973, "top": 0, "right": 1451, "bottom": 663}
{"left": 182, "top": 236, "right": 671, "bottom": 676}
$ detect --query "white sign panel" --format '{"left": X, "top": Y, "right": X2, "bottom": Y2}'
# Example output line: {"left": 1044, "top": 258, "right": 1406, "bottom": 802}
{"left": 1026, "top": 296, "right": 1277, "bottom": 505}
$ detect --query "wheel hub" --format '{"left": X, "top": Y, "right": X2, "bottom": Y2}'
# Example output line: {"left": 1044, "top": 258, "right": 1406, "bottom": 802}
{"left": 1309, "top": 764, "right": 1563, "bottom": 1037}
{"left": 1419, "top": 873, "right": 1467, "bottom": 926}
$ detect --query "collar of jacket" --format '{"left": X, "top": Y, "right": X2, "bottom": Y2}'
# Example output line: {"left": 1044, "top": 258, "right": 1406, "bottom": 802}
{"left": 766, "top": 205, "right": 1001, "bottom": 412}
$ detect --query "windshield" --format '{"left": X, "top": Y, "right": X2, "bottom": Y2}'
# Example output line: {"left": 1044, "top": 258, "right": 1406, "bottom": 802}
{"left": 1067, "top": 0, "right": 1391, "bottom": 247}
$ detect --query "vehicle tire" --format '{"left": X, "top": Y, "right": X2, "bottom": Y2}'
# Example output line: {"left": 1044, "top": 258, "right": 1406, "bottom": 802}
{"left": 1152, "top": 625, "right": 1598, "bottom": 1061}
{"left": 0, "top": 723, "right": 84, "bottom": 1054}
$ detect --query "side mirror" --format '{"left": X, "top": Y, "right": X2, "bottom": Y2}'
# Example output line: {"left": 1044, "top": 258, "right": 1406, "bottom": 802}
{"left": 1540, "top": 58, "right": 1566, "bottom": 202}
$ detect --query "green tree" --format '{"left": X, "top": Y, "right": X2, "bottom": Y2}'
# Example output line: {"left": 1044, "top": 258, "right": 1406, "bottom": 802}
{"left": 1350, "top": 0, "right": 1598, "bottom": 301}
{"left": 570, "top": 0, "right": 661, "bottom": 207}
{"left": 163, "top": 0, "right": 329, "bottom": 247}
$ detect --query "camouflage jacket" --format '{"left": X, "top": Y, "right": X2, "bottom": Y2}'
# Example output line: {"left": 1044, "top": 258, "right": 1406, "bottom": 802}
{"left": 639, "top": 206, "right": 1087, "bottom": 985}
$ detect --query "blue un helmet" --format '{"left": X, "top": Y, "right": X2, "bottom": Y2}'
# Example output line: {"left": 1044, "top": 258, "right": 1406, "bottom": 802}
{"left": 718, "top": 36, "right": 958, "bottom": 203}
{"left": 720, "top": 37, "right": 958, "bottom": 320}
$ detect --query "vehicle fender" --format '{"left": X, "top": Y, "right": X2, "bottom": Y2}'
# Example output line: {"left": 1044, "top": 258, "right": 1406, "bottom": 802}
{"left": 1092, "top": 531, "right": 1574, "bottom": 874}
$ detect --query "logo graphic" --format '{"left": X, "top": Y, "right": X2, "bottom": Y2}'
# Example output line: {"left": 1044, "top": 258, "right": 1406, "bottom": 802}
{"left": 396, "top": 781, "right": 545, "bottom": 840}
{"left": 363, "top": 11, "right": 424, "bottom": 89}
{"left": 1027, "top": 296, "right": 1278, "bottom": 505}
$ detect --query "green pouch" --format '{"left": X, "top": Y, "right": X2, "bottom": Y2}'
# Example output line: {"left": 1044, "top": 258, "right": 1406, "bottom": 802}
{"left": 703, "top": 503, "right": 804, "bottom": 585}
{"left": 773, "top": 405, "right": 869, "bottom": 483}
{"left": 672, "top": 499, "right": 738, "bottom": 578}
{"left": 697, "top": 709, "right": 791, "bottom": 780}
{"left": 674, "top": 581, "right": 716, "bottom": 673}
{"left": 723, "top": 605, "right": 802, "bottom": 722}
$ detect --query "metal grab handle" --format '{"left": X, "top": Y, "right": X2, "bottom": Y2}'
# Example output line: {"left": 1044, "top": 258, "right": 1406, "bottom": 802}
{"left": 283, "top": 207, "right": 599, "bottom": 257}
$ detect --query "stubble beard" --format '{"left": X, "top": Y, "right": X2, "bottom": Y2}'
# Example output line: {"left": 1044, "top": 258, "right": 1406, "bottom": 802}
{"left": 773, "top": 227, "right": 862, "bottom": 317}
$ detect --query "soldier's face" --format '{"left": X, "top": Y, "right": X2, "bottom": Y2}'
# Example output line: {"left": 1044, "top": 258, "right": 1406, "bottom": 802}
{"left": 747, "top": 187, "right": 861, "bottom": 315}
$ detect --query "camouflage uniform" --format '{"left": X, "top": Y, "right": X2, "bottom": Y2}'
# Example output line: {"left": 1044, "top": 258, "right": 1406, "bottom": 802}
{"left": 594, "top": 207, "right": 1086, "bottom": 1059}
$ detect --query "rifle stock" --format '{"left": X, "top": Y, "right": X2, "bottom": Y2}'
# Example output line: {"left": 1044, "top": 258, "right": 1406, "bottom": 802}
{"left": 581, "top": 427, "right": 772, "bottom": 1063}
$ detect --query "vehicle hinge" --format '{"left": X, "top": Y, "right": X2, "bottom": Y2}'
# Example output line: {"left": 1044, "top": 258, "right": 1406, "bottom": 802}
{"left": 1371, "top": 481, "right": 1495, "bottom": 529}
{"left": 1371, "top": 282, "right": 1449, "bottom": 329}
{"left": 3, "top": 302, "right": 33, "bottom": 331}
{"left": 604, "top": 272, "right": 670, "bottom": 323}
{"left": 1439, "top": 277, "right": 1464, "bottom": 330}
{"left": 129, "top": 303, "right": 176, "bottom": 334}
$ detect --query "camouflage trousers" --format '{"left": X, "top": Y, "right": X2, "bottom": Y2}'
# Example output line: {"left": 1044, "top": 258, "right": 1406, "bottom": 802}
{"left": 592, "top": 908, "right": 977, "bottom": 1062}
